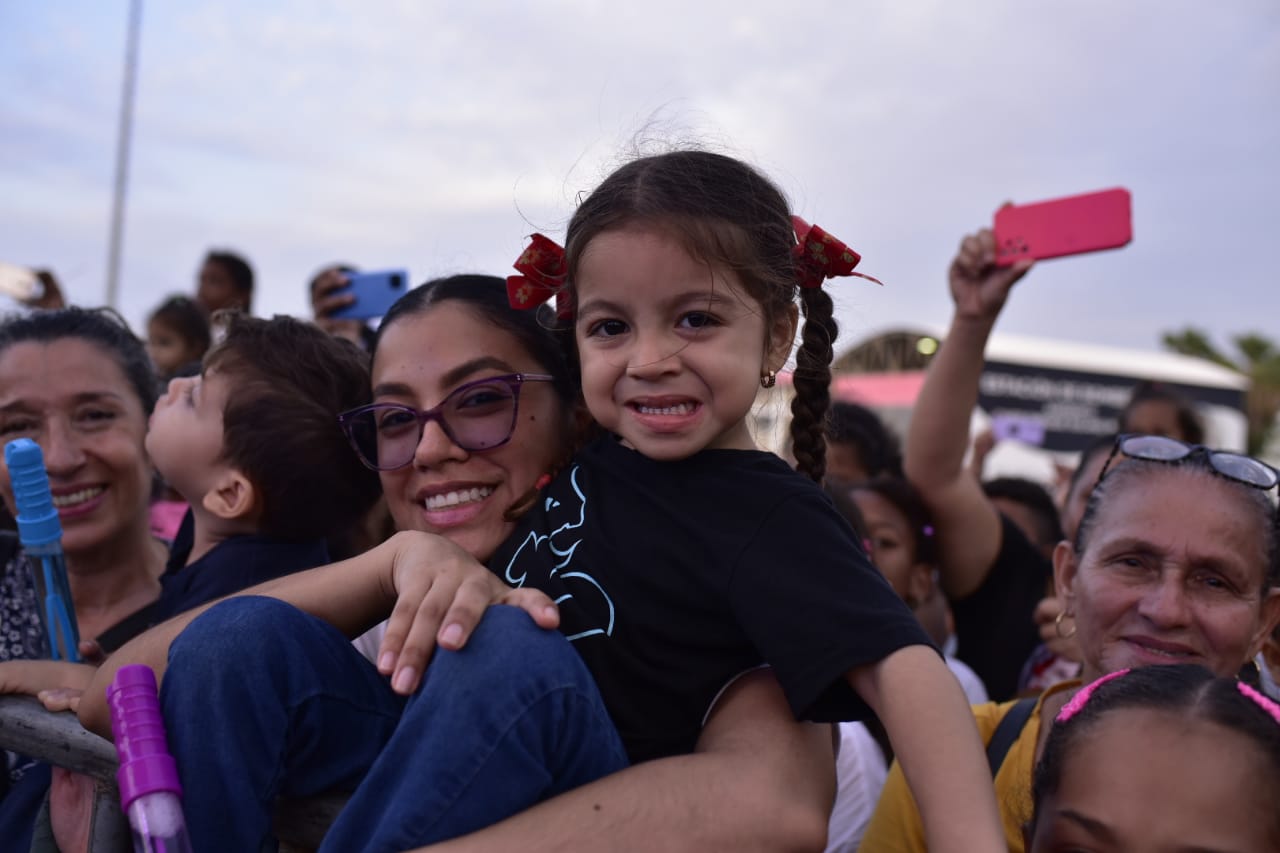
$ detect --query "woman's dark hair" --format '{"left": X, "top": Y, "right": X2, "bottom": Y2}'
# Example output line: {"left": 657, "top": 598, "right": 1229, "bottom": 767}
{"left": 372, "top": 275, "right": 581, "bottom": 518}
{"left": 983, "top": 476, "right": 1064, "bottom": 550}
{"left": 853, "top": 475, "right": 938, "bottom": 567}
{"left": 1064, "top": 432, "right": 1118, "bottom": 510}
{"left": 825, "top": 402, "right": 904, "bottom": 480}
{"left": 1074, "top": 452, "right": 1280, "bottom": 588}
{"left": 147, "top": 295, "right": 211, "bottom": 358}
{"left": 1030, "top": 664, "right": 1280, "bottom": 842}
{"left": 0, "top": 307, "right": 158, "bottom": 415}
{"left": 1119, "top": 380, "right": 1205, "bottom": 445}
{"left": 562, "top": 150, "right": 836, "bottom": 482}
{"left": 373, "top": 274, "right": 577, "bottom": 408}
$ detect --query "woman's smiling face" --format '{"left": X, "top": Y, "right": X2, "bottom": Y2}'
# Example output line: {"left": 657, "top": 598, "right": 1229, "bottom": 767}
{"left": 371, "top": 301, "right": 571, "bottom": 562}
{"left": 1057, "top": 466, "right": 1280, "bottom": 683}
{"left": 0, "top": 338, "right": 153, "bottom": 557}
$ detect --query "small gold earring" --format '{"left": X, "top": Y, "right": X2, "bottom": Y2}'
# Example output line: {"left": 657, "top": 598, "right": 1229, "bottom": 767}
{"left": 760, "top": 370, "right": 777, "bottom": 389}
{"left": 1054, "top": 610, "right": 1077, "bottom": 640}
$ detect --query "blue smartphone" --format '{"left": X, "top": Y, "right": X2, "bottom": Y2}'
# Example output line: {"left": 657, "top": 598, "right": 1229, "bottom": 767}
{"left": 330, "top": 270, "right": 410, "bottom": 320}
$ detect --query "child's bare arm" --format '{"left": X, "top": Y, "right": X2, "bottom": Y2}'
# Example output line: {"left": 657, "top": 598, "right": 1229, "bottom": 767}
{"left": 0, "top": 660, "right": 96, "bottom": 699}
{"left": 848, "top": 645, "right": 1004, "bottom": 853}
{"left": 79, "top": 532, "right": 555, "bottom": 736}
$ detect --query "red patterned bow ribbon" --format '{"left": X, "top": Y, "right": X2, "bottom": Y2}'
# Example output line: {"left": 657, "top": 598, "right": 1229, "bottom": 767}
{"left": 791, "top": 216, "right": 882, "bottom": 288}
{"left": 507, "top": 234, "right": 570, "bottom": 317}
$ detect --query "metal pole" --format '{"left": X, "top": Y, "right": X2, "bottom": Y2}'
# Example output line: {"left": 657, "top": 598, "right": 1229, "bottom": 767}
{"left": 104, "top": 0, "right": 142, "bottom": 310}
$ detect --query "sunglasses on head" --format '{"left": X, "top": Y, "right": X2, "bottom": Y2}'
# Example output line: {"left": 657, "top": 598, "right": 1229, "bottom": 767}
{"left": 1097, "top": 433, "right": 1280, "bottom": 493}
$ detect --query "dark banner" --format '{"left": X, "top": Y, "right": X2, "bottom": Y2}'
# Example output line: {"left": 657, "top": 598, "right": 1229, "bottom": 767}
{"left": 977, "top": 360, "right": 1246, "bottom": 453}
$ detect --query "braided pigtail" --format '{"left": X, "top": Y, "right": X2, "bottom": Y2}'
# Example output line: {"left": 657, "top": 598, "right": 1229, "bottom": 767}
{"left": 790, "top": 284, "right": 838, "bottom": 483}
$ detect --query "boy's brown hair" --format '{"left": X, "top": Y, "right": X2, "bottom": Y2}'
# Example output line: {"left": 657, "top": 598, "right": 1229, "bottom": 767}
{"left": 203, "top": 313, "right": 381, "bottom": 541}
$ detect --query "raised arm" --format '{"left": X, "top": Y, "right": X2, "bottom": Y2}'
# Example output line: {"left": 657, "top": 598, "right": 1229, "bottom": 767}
{"left": 905, "top": 229, "right": 1032, "bottom": 598}
{"left": 418, "top": 668, "right": 835, "bottom": 853}
{"left": 78, "top": 531, "right": 556, "bottom": 736}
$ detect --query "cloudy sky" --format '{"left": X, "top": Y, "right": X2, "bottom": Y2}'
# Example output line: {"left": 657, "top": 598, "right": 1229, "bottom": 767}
{"left": 2, "top": 1, "right": 1277, "bottom": 360}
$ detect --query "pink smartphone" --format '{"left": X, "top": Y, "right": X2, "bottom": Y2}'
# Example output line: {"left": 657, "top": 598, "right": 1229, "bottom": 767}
{"left": 993, "top": 188, "right": 1132, "bottom": 266}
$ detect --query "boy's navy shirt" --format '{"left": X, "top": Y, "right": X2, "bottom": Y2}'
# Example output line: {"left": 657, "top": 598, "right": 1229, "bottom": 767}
{"left": 153, "top": 510, "right": 330, "bottom": 621}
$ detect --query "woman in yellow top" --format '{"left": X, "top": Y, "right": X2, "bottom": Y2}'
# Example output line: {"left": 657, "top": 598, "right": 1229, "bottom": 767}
{"left": 859, "top": 230, "right": 1280, "bottom": 851}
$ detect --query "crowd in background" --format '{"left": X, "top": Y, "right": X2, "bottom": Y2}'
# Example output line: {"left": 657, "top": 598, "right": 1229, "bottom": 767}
{"left": 1, "top": 150, "right": 1277, "bottom": 853}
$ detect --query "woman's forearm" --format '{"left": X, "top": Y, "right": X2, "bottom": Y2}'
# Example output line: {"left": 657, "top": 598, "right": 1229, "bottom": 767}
{"left": 420, "top": 670, "right": 835, "bottom": 853}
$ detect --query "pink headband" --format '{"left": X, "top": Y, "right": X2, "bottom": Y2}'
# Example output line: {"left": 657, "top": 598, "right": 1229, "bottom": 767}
{"left": 1057, "top": 669, "right": 1280, "bottom": 727}
{"left": 1056, "top": 669, "right": 1130, "bottom": 724}
{"left": 1237, "top": 681, "right": 1280, "bottom": 725}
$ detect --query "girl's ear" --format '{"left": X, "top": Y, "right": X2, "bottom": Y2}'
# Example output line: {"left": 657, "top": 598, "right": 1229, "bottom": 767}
{"left": 765, "top": 303, "right": 799, "bottom": 374}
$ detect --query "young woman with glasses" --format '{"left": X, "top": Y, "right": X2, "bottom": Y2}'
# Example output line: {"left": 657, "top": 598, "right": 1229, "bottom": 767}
{"left": 858, "top": 233, "right": 1280, "bottom": 853}
{"left": 80, "top": 274, "right": 835, "bottom": 852}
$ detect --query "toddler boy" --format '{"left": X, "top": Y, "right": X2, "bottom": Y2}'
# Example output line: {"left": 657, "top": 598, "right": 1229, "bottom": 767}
{"left": 140, "top": 313, "right": 382, "bottom": 622}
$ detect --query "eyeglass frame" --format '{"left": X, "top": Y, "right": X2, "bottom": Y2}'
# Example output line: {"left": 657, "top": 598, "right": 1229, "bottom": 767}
{"left": 1095, "top": 433, "right": 1280, "bottom": 494}
{"left": 337, "top": 372, "right": 555, "bottom": 471}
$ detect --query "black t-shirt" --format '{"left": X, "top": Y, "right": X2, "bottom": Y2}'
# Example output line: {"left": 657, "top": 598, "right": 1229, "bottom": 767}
{"left": 950, "top": 514, "right": 1051, "bottom": 701}
{"left": 489, "top": 437, "right": 932, "bottom": 763}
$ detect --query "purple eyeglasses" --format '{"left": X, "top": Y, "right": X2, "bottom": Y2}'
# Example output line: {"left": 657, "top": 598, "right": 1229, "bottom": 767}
{"left": 338, "top": 373, "right": 554, "bottom": 471}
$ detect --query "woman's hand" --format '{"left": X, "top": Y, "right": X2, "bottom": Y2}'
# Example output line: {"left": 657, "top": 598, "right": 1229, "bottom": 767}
{"left": 310, "top": 267, "right": 366, "bottom": 344}
{"left": 0, "top": 660, "right": 96, "bottom": 701}
{"left": 948, "top": 228, "right": 1033, "bottom": 323}
{"left": 377, "top": 531, "right": 559, "bottom": 694}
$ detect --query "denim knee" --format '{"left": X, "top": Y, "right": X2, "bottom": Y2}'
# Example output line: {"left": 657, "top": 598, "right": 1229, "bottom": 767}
{"left": 440, "top": 605, "right": 590, "bottom": 688}
{"left": 167, "top": 596, "right": 307, "bottom": 685}
{"left": 398, "top": 605, "right": 608, "bottom": 744}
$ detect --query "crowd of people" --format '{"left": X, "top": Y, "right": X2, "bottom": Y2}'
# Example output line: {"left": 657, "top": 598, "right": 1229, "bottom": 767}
{"left": 0, "top": 149, "right": 1276, "bottom": 853}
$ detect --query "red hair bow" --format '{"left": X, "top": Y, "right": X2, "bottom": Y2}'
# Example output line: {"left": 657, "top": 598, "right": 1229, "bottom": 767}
{"left": 507, "top": 234, "right": 570, "bottom": 318}
{"left": 791, "top": 216, "right": 882, "bottom": 288}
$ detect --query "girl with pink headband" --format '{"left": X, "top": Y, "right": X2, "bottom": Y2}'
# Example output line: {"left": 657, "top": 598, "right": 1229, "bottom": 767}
{"left": 1027, "top": 664, "right": 1280, "bottom": 852}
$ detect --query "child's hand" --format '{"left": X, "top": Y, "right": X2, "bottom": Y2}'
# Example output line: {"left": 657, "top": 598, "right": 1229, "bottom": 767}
{"left": 37, "top": 687, "right": 84, "bottom": 713}
{"left": 948, "top": 228, "right": 1034, "bottom": 323}
{"left": 0, "top": 660, "right": 97, "bottom": 700}
{"left": 378, "top": 531, "right": 560, "bottom": 695}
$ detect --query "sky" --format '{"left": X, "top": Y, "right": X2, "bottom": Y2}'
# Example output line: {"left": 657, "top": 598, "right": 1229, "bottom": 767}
{"left": 2, "top": 1, "right": 1277, "bottom": 361}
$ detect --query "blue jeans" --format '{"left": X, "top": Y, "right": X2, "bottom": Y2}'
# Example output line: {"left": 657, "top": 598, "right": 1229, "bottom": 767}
{"left": 161, "top": 597, "right": 628, "bottom": 852}
{"left": 0, "top": 760, "right": 49, "bottom": 853}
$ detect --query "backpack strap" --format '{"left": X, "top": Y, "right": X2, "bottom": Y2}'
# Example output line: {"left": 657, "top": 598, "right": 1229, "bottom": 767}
{"left": 986, "top": 696, "right": 1037, "bottom": 775}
